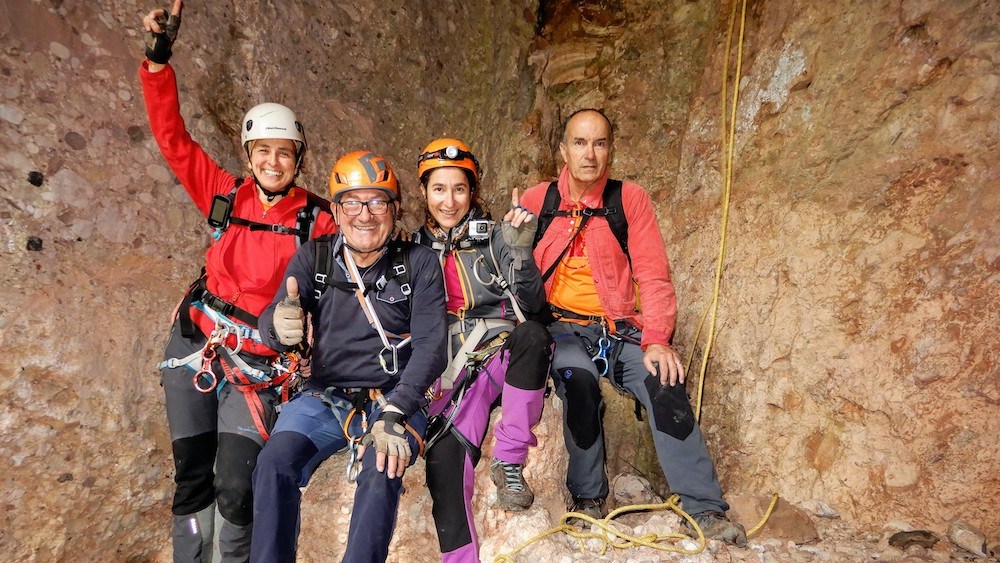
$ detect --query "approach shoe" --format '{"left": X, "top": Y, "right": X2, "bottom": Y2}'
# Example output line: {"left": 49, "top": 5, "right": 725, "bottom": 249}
{"left": 490, "top": 458, "right": 534, "bottom": 511}
{"left": 685, "top": 510, "right": 747, "bottom": 547}
{"left": 565, "top": 497, "right": 607, "bottom": 526}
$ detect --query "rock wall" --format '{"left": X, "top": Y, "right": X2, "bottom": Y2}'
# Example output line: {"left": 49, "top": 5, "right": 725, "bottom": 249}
{"left": 0, "top": 0, "right": 996, "bottom": 560}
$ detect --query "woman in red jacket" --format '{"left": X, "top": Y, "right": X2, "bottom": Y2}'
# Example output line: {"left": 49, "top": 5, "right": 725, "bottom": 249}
{"left": 139, "top": 3, "right": 335, "bottom": 560}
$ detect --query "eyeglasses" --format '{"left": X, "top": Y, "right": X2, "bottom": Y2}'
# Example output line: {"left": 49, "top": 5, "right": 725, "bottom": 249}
{"left": 417, "top": 146, "right": 480, "bottom": 169}
{"left": 338, "top": 199, "right": 392, "bottom": 216}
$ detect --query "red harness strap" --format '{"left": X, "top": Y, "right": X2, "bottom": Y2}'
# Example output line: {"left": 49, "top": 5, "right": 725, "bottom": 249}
{"left": 218, "top": 356, "right": 294, "bottom": 441}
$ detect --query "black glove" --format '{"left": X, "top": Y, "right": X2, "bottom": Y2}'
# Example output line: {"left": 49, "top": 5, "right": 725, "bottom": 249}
{"left": 145, "top": 10, "right": 181, "bottom": 64}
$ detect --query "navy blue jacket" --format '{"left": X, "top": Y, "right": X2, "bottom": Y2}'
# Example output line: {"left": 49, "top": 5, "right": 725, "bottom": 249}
{"left": 260, "top": 235, "right": 447, "bottom": 417}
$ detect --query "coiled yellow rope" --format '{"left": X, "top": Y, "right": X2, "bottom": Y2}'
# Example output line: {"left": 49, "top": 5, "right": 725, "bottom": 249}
{"left": 492, "top": 492, "right": 780, "bottom": 562}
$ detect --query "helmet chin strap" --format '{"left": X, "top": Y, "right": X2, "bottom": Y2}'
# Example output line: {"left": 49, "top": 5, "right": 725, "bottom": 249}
{"left": 342, "top": 238, "right": 389, "bottom": 264}
{"left": 246, "top": 146, "right": 300, "bottom": 202}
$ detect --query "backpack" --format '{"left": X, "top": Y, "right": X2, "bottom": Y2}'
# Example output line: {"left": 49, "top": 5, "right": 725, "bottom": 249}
{"left": 532, "top": 179, "right": 630, "bottom": 282}
{"left": 311, "top": 235, "right": 413, "bottom": 299}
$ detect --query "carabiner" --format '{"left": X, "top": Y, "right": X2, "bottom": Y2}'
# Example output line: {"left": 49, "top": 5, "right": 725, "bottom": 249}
{"left": 193, "top": 368, "right": 218, "bottom": 393}
{"left": 378, "top": 345, "right": 400, "bottom": 375}
{"left": 346, "top": 442, "right": 362, "bottom": 482}
{"left": 591, "top": 336, "right": 613, "bottom": 377}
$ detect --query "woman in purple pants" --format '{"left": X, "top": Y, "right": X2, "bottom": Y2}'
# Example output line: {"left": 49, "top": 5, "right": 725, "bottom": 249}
{"left": 413, "top": 138, "right": 552, "bottom": 562}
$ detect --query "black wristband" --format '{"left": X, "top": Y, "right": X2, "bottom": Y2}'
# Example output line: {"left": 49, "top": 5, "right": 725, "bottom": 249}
{"left": 145, "top": 37, "right": 172, "bottom": 64}
{"left": 378, "top": 411, "right": 407, "bottom": 426}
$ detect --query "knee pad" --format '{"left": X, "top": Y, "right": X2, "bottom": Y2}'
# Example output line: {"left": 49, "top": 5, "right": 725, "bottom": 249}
{"left": 504, "top": 321, "right": 554, "bottom": 390}
{"left": 215, "top": 433, "right": 261, "bottom": 526}
{"left": 559, "top": 367, "right": 603, "bottom": 450}
{"left": 171, "top": 432, "right": 217, "bottom": 515}
{"left": 642, "top": 377, "right": 695, "bottom": 440}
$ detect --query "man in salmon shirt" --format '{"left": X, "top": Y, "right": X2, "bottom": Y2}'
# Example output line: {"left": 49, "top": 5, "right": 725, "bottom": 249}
{"left": 519, "top": 109, "right": 746, "bottom": 546}
{"left": 139, "top": 1, "right": 336, "bottom": 560}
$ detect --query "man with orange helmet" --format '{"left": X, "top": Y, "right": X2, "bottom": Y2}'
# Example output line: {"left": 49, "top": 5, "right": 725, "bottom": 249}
{"left": 251, "top": 151, "right": 447, "bottom": 562}
{"left": 139, "top": 2, "right": 336, "bottom": 560}
{"left": 412, "top": 139, "right": 552, "bottom": 562}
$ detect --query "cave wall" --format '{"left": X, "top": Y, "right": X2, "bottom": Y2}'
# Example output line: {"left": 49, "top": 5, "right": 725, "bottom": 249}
{"left": 1, "top": 0, "right": 996, "bottom": 560}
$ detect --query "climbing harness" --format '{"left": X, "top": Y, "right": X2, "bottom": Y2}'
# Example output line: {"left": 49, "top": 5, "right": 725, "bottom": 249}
{"left": 322, "top": 387, "right": 425, "bottom": 482}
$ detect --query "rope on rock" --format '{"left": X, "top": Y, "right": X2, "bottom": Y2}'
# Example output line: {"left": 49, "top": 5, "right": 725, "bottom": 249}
{"left": 492, "top": 495, "right": 705, "bottom": 562}
{"left": 690, "top": 0, "right": 749, "bottom": 422}
{"left": 493, "top": 492, "right": 781, "bottom": 561}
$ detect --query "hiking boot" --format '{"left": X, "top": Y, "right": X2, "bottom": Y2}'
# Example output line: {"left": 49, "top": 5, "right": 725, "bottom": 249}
{"left": 565, "top": 497, "right": 607, "bottom": 526}
{"left": 490, "top": 458, "right": 534, "bottom": 511}
{"left": 684, "top": 510, "right": 748, "bottom": 547}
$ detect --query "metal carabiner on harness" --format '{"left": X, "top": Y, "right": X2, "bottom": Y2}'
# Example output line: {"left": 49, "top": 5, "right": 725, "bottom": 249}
{"left": 343, "top": 405, "right": 369, "bottom": 483}
{"left": 378, "top": 345, "right": 400, "bottom": 376}
{"left": 591, "top": 325, "right": 614, "bottom": 377}
{"left": 193, "top": 347, "right": 219, "bottom": 393}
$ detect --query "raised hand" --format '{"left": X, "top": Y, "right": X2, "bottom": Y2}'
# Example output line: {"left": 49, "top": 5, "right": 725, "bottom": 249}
{"left": 273, "top": 277, "right": 304, "bottom": 346}
{"left": 501, "top": 187, "right": 537, "bottom": 249}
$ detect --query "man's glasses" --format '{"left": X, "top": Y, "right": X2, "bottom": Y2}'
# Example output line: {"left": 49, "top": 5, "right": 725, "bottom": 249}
{"left": 338, "top": 199, "right": 391, "bottom": 216}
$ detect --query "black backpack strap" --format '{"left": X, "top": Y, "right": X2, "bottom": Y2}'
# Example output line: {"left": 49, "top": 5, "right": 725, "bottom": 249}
{"left": 532, "top": 181, "right": 561, "bottom": 249}
{"left": 375, "top": 239, "right": 412, "bottom": 297}
{"left": 311, "top": 235, "right": 334, "bottom": 300}
{"left": 602, "top": 179, "right": 630, "bottom": 260}
{"left": 295, "top": 190, "right": 333, "bottom": 246}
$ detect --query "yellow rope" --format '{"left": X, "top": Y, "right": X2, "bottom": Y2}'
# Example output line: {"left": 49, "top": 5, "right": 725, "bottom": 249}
{"left": 747, "top": 493, "right": 780, "bottom": 537}
{"left": 492, "top": 495, "right": 705, "bottom": 562}
{"left": 692, "top": 0, "right": 748, "bottom": 421}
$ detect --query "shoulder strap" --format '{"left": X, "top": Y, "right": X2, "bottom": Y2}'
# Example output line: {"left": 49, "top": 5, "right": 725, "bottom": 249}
{"left": 532, "top": 181, "right": 561, "bottom": 249}
{"left": 311, "top": 235, "right": 335, "bottom": 300}
{"left": 603, "top": 179, "right": 629, "bottom": 260}
{"left": 295, "top": 189, "right": 333, "bottom": 246}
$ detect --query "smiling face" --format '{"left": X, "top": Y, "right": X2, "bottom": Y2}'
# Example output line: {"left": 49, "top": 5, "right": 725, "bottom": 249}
{"left": 559, "top": 110, "right": 612, "bottom": 196}
{"left": 248, "top": 138, "right": 298, "bottom": 193}
{"left": 423, "top": 167, "right": 472, "bottom": 230}
{"left": 334, "top": 188, "right": 396, "bottom": 260}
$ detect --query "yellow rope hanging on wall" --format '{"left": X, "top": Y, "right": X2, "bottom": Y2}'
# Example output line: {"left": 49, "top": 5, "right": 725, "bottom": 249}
{"left": 690, "top": 0, "right": 749, "bottom": 422}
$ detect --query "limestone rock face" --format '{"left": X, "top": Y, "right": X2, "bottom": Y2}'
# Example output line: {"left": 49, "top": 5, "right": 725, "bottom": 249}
{"left": 1, "top": 0, "right": 997, "bottom": 560}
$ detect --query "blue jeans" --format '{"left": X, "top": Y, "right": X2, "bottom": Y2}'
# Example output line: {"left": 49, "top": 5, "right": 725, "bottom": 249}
{"left": 249, "top": 390, "right": 427, "bottom": 563}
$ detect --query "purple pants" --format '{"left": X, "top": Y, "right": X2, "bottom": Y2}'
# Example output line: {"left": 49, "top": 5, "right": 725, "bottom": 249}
{"left": 425, "top": 320, "right": 551, "bottom": 562}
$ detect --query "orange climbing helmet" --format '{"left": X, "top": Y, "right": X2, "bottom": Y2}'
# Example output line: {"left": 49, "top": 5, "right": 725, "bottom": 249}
{"left": 328, "top": 150, "right": 400, "bottom": 202}
{"left": 417, "top": 138, "right": 480, "bottom": 187}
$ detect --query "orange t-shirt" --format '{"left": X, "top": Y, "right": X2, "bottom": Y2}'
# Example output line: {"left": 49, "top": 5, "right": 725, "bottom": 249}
{"left": 548, "top": 216, "right": 605, "bottom": 322}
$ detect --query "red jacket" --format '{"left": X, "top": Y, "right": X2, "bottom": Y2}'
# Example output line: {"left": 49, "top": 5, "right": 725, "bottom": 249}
{"left": 520, "top": 166, "right": 677, "bottom": 349}
{"left": 140, "top": 61, "right": 337, "bottom": 356}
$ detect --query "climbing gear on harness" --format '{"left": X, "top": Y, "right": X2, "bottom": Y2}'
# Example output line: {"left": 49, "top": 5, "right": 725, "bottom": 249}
{"left": 323, "top": 388, "right": 424, "bottom": 482}
{"left": 439, "top": 319, "right": 514, "bottom": 389}
{"left": 329, "top": 150, "right": 400, "bottom": 202}
{"left": 241, "top": 103, "right": 306, "bottom": 169}
{"left": 490, "top": 458, "right": 535, "bottom": 511}
{"left": 591, "top": 325, "right": 614, "bottom": 377}
{"left": 532, "top": 179, "right": 629, "bottom": 262}
{"left": 417, "top": 138, "right": 481, "bottom": 187}
{"left": 343, "top": 244, "right": 411, "bottom": 375}
{"left": 145, "top": 8, "right": 181, "bottom": 64}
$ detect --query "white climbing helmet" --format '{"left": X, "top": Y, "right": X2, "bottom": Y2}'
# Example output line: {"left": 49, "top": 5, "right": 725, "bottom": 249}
{"left": 240, "top": 102, "right": 306, "bottom": 156}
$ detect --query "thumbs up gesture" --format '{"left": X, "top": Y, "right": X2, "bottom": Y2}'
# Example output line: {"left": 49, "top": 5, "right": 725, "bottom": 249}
{"left": 273, "top": 277, "right": 304, "bottom": 346}
{"left": 501, "top": 188, "right": 537, "bottom": 249}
